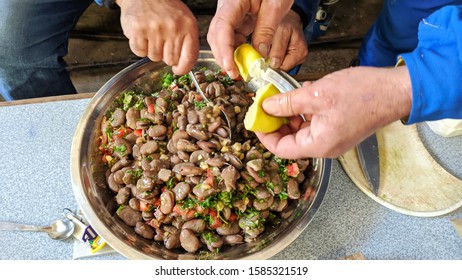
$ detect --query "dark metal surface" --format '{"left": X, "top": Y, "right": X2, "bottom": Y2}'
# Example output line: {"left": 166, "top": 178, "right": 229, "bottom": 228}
{"left": 357, "top": 133, "right": 380, "bottom": 195}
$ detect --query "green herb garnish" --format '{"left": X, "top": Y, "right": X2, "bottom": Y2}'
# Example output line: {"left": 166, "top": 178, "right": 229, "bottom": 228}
{"left": 194, "top": 100, "right": 207, "bottom": 109}
{"left": 160, "top": 73, "right": 174, "bottom": 88}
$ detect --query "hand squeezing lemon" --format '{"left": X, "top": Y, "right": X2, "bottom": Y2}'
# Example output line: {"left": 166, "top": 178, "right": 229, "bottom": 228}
{"left": 234, "top": 44, "right": 288, "bottom": 133}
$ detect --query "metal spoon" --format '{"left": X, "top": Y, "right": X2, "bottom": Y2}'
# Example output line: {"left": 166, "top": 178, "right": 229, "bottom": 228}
{"left": 0, "top": 218, "right": 75, "bottom": 240}
{"left": 188, "top": 70, "right": 236, "bottom": 141}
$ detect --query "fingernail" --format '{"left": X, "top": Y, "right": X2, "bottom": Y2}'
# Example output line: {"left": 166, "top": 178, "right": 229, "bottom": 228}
{"left": 258, "top": 43, "right": 269, "bottom": 57}
{"left": 228, "top": 70, "right": 239, "bottom": 79}
{"left": 270, "top": 57, "right": 281, "bottom": 68}
{"left": 262, "top": 97, "right": 278, "bottom": 114}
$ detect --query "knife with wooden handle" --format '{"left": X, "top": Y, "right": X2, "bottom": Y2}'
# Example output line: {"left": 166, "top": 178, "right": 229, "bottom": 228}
{"left": 356, "top": 133, "right": 380, "bottom": 195}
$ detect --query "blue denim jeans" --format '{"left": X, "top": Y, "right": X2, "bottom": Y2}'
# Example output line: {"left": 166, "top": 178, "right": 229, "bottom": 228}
{"left": 0, "top": 0, "right": 93, "bottom": 100}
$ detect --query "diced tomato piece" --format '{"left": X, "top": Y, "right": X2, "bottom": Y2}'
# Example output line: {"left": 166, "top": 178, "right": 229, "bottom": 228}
{"left": 184, "top": 209, "right": 196, "bottom": 221}
{"left": 286, "top": 162, "right": 300, "bottom": 178}
{"left": 113, "top": 127, "right": 132, "bottom": 139}
{"left": 228, "top": 213, "right": 237, "bottom": 222}
{"left": 173, "top": 204, "right": 195, "bottom": 218}
{"left": 147, "top": 103, "right": 155, "bottom": 114}
{"left": 153, "top": 198, "right": 161, "bottom": 207}
{"left": 173, "top": 204, "right": 182, "bottom": 215}
{"left": 209, "top": 210, "right": 217, "bottom": 217}
{"left": 194, "top": 94, "right": 202, "bottom": 101}
{"left": 208, "top": 210, "right": 223, "bottom": 229}
{"left": 139, "top": 201, "right": 152, "bottom": 212}
{"left": 209, "top": 216, "right": 223, "bottom": 230}
{"left": 134, "top": 129, "right": 143, "bottom": 137}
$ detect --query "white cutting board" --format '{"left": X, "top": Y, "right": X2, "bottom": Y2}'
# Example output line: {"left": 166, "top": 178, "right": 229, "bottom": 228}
{"left": 339, "top": 121, "right": 462, "bottom": 217}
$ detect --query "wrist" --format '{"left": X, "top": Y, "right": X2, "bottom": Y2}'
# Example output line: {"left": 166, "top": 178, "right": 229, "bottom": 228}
{"left": 291, "top": 4, "right": 308, "bottom": 29}
{"left": 386, "top": 64, "right": 412, "bottom": 124}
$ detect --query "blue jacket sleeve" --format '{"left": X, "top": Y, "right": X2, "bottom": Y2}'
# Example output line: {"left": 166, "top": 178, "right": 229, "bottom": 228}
{"left": 292, "top": 0, "right": 319, "bottom": 30}
{"left": 400, "top": 5, "right": 462, "bottom": 124}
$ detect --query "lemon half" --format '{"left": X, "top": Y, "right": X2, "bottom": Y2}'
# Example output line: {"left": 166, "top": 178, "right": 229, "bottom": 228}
{"left": 233, "top": 44, "right": 263, "bottom": 82}
{"left": 234, "top": 43, "right": 288, "bottom": 133}
{"left": 243, "top": 83, "right": 288, "bottom": 133}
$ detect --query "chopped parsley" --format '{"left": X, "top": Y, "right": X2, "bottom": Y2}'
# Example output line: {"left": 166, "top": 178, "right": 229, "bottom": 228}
{"left": 116, "top": 91, "right": 145, "bottom": 111}
{"left": 205, "top": 74, "right": 215, "bottom": 83}
{"left": 202, "top": 231, "right": 219, "bottom": 244}
{"left": 116, "top": 205, "right": 124, "bottom": 215}
{"left": 160, "top": 73, "right": 174, "bottom": 88}
{"left": 258, "top": 170, "right": 266, "bottom": 177}
{"left": 113, "top": 144, "right": 127, "bottom": 155}
{"left": 278, "top": 190, "right": 288, "bottom": 200}
{"left": 216, "top": 71, "right": 235, "bottom": 87}
{"left": 194, "top": 100, "right": 207, "bottom": 109}
{"left": 273, "top": 156, "right": 290, "bottom": 183}
{"left": 265, "top": 181, "right": 275, "bottom": 190}
{"left": 177, "top": 74, "right": 191, "bottom": 86}
{"left": 218, "top": 191, "right": 233, "bottom": 208}
{"left": 166, "top": 177, "right": 175, "bottom": 190}
{"left": 127, "top": 168, "right": 143, "bottom": 181}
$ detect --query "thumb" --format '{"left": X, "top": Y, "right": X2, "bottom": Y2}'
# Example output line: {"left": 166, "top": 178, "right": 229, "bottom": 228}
{"left": 262, "top": 86, "right": 322, "bottom": 117}
{"left": 251, "top": 0, "right": 293, "bottom": 57}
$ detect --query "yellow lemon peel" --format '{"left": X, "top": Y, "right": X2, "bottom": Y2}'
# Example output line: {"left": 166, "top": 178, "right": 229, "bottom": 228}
{"left": 233, "top": 43, "right": 263, "bottom": 82}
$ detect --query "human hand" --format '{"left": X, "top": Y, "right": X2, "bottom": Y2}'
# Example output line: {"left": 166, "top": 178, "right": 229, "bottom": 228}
{"left": 116, "top": 0, "right": 199, "bottom": 75}
{"left": 268, "top": 9, "right": 308, "bottom": 71}
{"left": 207, "top": 0, "right": 294, "bottom": 79}
{"left": 255, "top": 66, "right": 412, "bottom": 159}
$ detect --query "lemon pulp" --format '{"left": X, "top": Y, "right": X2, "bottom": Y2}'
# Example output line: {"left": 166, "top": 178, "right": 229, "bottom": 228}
{"left": 243, "top": 83, "right": 288, "bottom": 133}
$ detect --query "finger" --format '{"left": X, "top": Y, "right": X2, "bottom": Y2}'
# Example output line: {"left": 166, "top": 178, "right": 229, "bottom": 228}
{"left": 207, "top": 18, "right": 239, "bottom": 78}
{"left": 235, "top": 14, "right": 256, "bottom": 39}
{"left": 256, "top": 125, "right": 317, "bottom": 159}
{"left": 162, "top": 38, "right": 177, "bottom": 66}
{"left": 147, "top": 36, "right": 163, "bottom": 62}
{"left": 129, "top": 37, "right": 148, "bottom": 58}
{"left": 252, "top": 0, "right": 293, "bottom": 57}
{"left": 279, "top": 32, "right": 308, "bottom": 71}
{"left": 287, "top": 115, "right": 305, "bottom": 132}
{"left": 262, "top": 87, "right": 325, "bottom": 117}
{"left": 268, "top": 28, "right": 291, "bottom": 69}
{"left": 172, "top": 33, "right": 199, "bottom": 75}
{"left": 207, "top": 1, "right": 249, "bottom": 79}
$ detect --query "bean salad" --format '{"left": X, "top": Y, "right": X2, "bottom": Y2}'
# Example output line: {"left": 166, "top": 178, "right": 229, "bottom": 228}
{"left": 98, "top": 68, "right": 312, "bottom": 254}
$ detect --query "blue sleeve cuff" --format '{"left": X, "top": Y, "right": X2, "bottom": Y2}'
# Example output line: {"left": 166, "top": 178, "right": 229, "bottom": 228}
{"left": 94, "top": 0, "right": 117, "bottom": 9}
{"left": 400, "top": 5, "right": 462, "bottom": 124}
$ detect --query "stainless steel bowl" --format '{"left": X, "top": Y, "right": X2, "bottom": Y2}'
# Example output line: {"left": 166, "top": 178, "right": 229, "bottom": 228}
{"left": 70, "top": 51, "right": 332, "bottom": 259}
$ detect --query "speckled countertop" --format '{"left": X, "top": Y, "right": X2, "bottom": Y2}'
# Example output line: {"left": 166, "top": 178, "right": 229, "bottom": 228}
{"left": 1, "top": 98, "right": 462, "bottom": 260}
